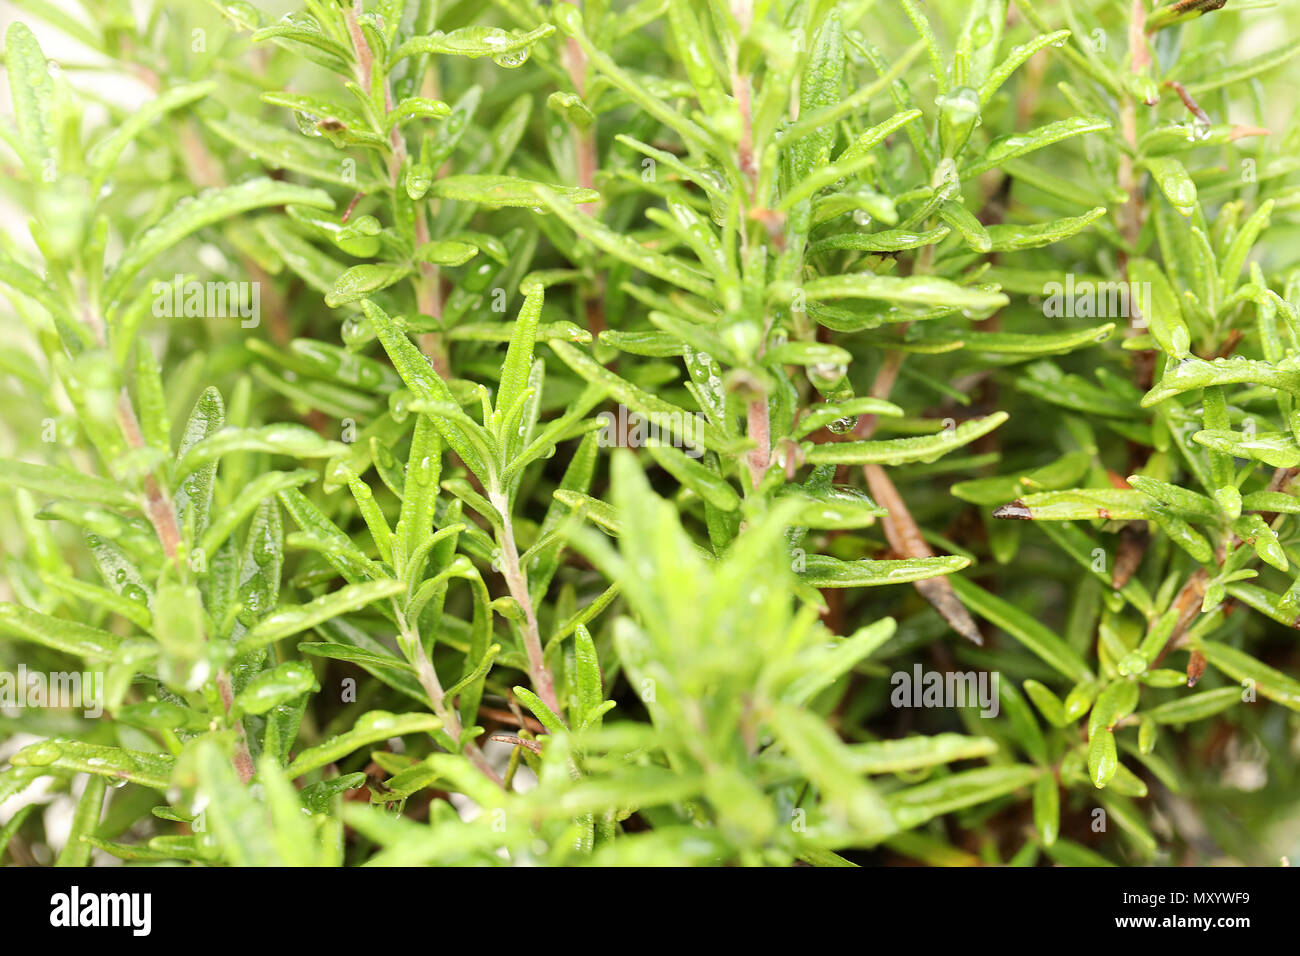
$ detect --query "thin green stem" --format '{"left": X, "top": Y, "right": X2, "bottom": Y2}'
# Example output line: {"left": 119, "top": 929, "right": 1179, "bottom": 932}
{"left": 488, "top": 486, "right": 562, "bottom": 720}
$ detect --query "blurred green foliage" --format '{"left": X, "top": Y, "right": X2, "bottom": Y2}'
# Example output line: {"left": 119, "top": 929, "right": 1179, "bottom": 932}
{"left": 1, "top": 0, "right": 1299, "bottom": 866}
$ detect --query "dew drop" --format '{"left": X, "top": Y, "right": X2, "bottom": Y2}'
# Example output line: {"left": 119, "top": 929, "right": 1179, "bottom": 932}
{"left": 293, "top": 110, "right": 323, "bottom": 137}
{"left": 491, "top": 49, "right": 531, "bottom": 68}
{"left": 24, "top": 740, "right": 63, "bottom": 765}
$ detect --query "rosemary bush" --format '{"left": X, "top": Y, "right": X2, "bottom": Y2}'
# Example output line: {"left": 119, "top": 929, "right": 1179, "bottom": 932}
{"left": 1, "top": 0, "right": 1298, "bottom": 867}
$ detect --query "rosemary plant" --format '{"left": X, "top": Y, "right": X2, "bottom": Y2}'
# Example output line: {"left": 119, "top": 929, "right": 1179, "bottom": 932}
{"left": 1, "top": 0, "right": 1298, "bottom": 867}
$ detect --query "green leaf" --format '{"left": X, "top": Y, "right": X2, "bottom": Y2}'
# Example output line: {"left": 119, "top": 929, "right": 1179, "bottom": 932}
{"left": 646, "top": 440, "right": 738, "bottom": 511}
{"left": 0, "top": 603, "right": 121, "bottom": 659}
{"left": 194, "top": 739, "right": 279, "bottom": 866}
{"left": 232, "top": 661, "right": 319, "bottom": 718}
{"left": 206, "top": 116, "right": 377, "bottom": 189}
{"left": 513, "top": 686, "right": 566, "bottom": 735}
{"left": 984, "top": 207, "right": 1108, "bottom": 251}
{"left": 391, "top": 23, "right": 555, "bottom": 62}
{"left": 900, "top": 0, "right": 946, "bottom": 93}
{"left": 1141, "top": 157, "right": 1197, "bottom": 218}
{"left": 1033, "top": 774, "right": 1059, "bottom": 847}
{"left": 432, "top": 175, "right": 598, "bottom": 209}
{"left": 534, "top": 187, "right": 712, "bottom": 298}
{"left": 0, "top": 258, "right": 76, "bottom": 329}
{"left": 279, "top": 487, "right": 384, "bottom": 583}
{"left": 4, "top": 23, "right": 55, "bottom": 180}
{"left": 554, "top": 490, "right": 622, "bottom": 535}
{"left": 806, "top": 412, "right": 1008, "bottom": 465}
{"left": 1016, "top": 365, "right": 1141, "bottom": 418}
{"left": 362, "top": 301, "right": 494, "bottom": 479}
{"left": 808, "top": 225, "right": 950, "bottom": 255}
{"left": 497, "top": 285, "right": 543, "bottom": 427}
{"left": 175, "top": 425, "right": 348, "bottom": 479}
{"left": 1001, "top": 680, "right": 1048, "bottom": 765}
{"left": 0, "top": 459, "right": 136, "bottom": 509}
{"left": 937, "top": 201, "right": 992, "bottom": 253}
{"left": 1147, "top": 0, "right": 1231, "bottom": 32}
{"left": 1145, "top": 686, "right": 1241, "bottom": 724}
{"left": 1143, "top": 357, "right": 1300, "bottom": 407}
{"left": 361, "top": 300, "right": 455, "bottom": 403}
{"left": 152, "top": 582, "right": 205, "bottom": 667}
{"left": 550, "top": 341, "right": 744, "bottom": 455}
{"left": 845, "top": 733, "right": 997, "bottom": 774}
{"left": 553, "top": 4, "right": 711, "bottom": 153}
{"left": 835, "top": 110, "right": 924, "bottom": 166}
{"left": 1185, "top": 38, "right": 1300, "bottom": 94}
{"left": 1242, "top": 490, "right": 1300, "bottom": 514}
{"left": 260, "top": 91, "right": 367, "bottom": 131}
{"left": 324, "top": 263, "right": 411, "bottom": 307}
{"left": 251, "top": 16, "right": 351, "bottom": 67}
{"left": 799, "top": 553, "right": 969, "bottom": 587}
{"left": 1127, "top": 258, "right": 1190, "bottom": 357}
{"left": 406, "top": 400, "right": 497, "bottom": 482}
{"left": 9, "top": 739, "right": 172, "bottom": 791}
{"left": 796, "top": 397, "right": 904, "bottom": 438}
{"left": 55, "top": 774, "right": 106, "bottom": 867}
{"left": 198, "top": 469, "right": 317, "bottom": 556}
{"left": 116, "top": 700, "right": 207, "bottom": 732}
{"left": 173, "top": 387, "right": 224, "bottom": 537}
{"left": 286, "top": 711, "right": 442, "bottom": 778}
{"left": 104, "top": 179, "right": 333, "bottom": 307}
{"left": 299, "top": 773, "right": 367, "bottom": 813}
{"left": 1044, "top": 839, "right": 1116, "bottom": 867}
{"left": 887, "top": 765, "right": 1039, "bottom": 828}
{"left": 938, "top": 324, "right": 1117, "bottom": 355}
{"left": 395, "top": 416, "right": 442, "bottom": 576}
{"left": 413, "top": 240, "right": 478, "bottom": 266}
{"left": 1196, "top": 640, "right": 1300, "bottom": 711}
{"left": 1023, "top": 679, "right": 1069, "bottom": 727}
{"left": 569, "top": 623, "right": 607, "bottom": 730}
{"left": 298, "top": 642, "right": 415, "bottom": 676}
{"left": 784, "top": 619, "right": 896, "bottom": 705}
{"left": 979, "top": 30, "right": 1072, "bottom": 103}
{"left": 237, "top": 579, "right": 405, "bottom": 655}
{"left": 764, "top": 341, "right": 853, "bottom": 367}
{"left": 256, "top": 218, "right": 348, "bottom": 292}
{"left": 798, "top": 274, "right": 1008, "bottom": 313}
{"left": 992, "top": 488, "right": 1150, "bottom": 521}
{"left": 962, "top": 118, "right": 1111, "bottom": 177}
{"left": 1220, "top": 200, "right": 1274, "bottom": 293}
{"left": 769, "top": 704, "right": 896, "bottom": 842}
{"left": 0, "top": 805, "right": 37, "bottom": 864}
{"left": 776, "top": 485, "right": 887, "bottom": 528}
{"left": 1194, "top": 429, "right": 1300, "bottom": 468}
{"left": 258, "top": 755, "right": 321, "bottom": 866}
{"left": 1088, "top": 727, "right": 1118, "bottom": 788}
{"left": 952, "top": 450, "right": 1092, "bottom": 506}
{"left": 948, "top": 576, "right": 1091, "bottom": 681}
{"left": 791, "top": 9, "right": 844, "bottom": 181}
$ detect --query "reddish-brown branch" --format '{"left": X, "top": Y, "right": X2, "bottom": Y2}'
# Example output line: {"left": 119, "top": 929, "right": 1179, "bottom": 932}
{"left": 344, "top": 2, "right": 373, "bottom": 94}
{"left": 216, "top": 672, "right": 256, "bottom": 783}
{"left": 864, "top": 464, "right": 983, "bottom": 645}
{"left": 489, "top": 734, "right": 543, "bottom": 755}
{"left": 745, "top": 396, "right": 771, "bottom": 489}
